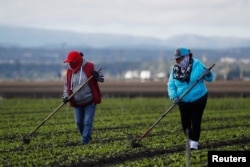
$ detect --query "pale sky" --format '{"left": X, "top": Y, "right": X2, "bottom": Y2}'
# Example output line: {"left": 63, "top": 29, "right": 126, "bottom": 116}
{"left": 1, "top": 0, "right": 250, "bottom": 39}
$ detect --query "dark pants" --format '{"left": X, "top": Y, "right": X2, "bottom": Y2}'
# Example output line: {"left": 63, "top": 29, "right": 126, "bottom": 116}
{"left": 178, "top": 93, "right": 208, "bottom": 142}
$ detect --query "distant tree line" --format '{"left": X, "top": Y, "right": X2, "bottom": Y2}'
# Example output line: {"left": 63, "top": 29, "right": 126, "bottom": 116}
{"left": 0, "top": 46, "right": 250, "bottom": 80}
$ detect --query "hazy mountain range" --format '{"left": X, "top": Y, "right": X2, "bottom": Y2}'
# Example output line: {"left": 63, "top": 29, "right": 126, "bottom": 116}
{"left": 1, "top": 25, "right": 250, "bottom": 49}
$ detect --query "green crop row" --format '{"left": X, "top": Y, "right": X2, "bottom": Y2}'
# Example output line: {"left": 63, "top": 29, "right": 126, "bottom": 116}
{"left": 0, "top": 97, "right": 249, "bottom": 166}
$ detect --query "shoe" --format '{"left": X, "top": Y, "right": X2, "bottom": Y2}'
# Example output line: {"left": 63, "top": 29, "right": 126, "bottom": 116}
{"left": 81, "top": 141, "right": 90, "bottom": 145}
{"left": 190, "top": 140, "right": 198, "bottom": 150}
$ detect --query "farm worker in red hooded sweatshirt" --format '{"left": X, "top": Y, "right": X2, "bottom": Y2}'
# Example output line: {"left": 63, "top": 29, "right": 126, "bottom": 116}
{"left": 62, "top": 51, "right": 104, "bottom": 145}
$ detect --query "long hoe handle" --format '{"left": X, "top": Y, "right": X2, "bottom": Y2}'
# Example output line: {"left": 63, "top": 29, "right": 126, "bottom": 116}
{"left": 23, "top": 68, "right": 102, "bottom": 143}
{"left": 135, "top": 64, "right": 215, "bottom": 143}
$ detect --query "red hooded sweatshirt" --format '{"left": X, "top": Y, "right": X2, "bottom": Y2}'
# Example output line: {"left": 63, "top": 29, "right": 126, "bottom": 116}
{"left": 66, "top": 62, "right": 101, "bottom": 107}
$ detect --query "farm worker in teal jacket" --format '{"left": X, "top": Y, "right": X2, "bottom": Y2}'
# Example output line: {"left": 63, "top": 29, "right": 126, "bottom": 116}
{"left": 167, "top": 48, "right": 215, "bottom": 150}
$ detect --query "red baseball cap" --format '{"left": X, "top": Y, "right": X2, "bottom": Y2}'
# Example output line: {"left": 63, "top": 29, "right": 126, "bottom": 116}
{"left": 63, "top": 51, "right": 82, "bottom": 63}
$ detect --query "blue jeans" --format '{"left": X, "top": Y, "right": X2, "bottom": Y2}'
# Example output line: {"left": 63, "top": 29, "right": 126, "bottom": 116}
{"left": 74, "top": 103, "right": 96, "bottom": 144}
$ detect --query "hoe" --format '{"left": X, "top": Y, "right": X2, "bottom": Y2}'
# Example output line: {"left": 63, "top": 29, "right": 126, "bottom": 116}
{"left": 23, "top": 68, "right": 102, "bottom": 144}
{"left": 131, "top": 64, "right": 215, "bottom": 148}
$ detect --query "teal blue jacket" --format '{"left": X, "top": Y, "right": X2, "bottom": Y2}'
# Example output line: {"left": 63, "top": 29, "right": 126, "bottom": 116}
{"left": 167, "top": 58, "right": 215, "bottom": 102}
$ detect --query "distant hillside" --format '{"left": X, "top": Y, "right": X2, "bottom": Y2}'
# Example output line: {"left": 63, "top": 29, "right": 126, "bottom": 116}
{"left": 1, "top": 25, "right": 250, "bottom": 49}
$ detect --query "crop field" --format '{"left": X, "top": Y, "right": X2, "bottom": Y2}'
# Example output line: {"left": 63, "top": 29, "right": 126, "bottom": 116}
{"left": 0, "top": 97, "right": 250, "bottom": 166}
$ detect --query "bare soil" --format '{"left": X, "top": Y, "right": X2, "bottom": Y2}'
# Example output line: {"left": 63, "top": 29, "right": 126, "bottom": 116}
{"left": 0, "top": 80, "right": 250, "bottom": 98}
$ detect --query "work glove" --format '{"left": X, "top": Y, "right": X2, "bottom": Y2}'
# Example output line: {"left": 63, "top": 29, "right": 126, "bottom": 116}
{"left": 204, "top": 68, "right": 212, "bottom": 77}
{"left": 92, "top": 71, "right": 104, "bottom": 82}
{"left": 93, "top": 70, "right": 100, "bottom": 78}
{"left": 173, "top": 97, "right": 180, "bottom": 104}
{"left": 63, "top": 97, "right": 69, "bottom": 104}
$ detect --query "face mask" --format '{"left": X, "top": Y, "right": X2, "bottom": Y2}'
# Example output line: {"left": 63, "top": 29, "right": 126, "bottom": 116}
{"left": 69, "top": 59, "right": 83, "bottom": 73}
{"left": 178, "top": 55, "right": 190, "bottom": 71}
